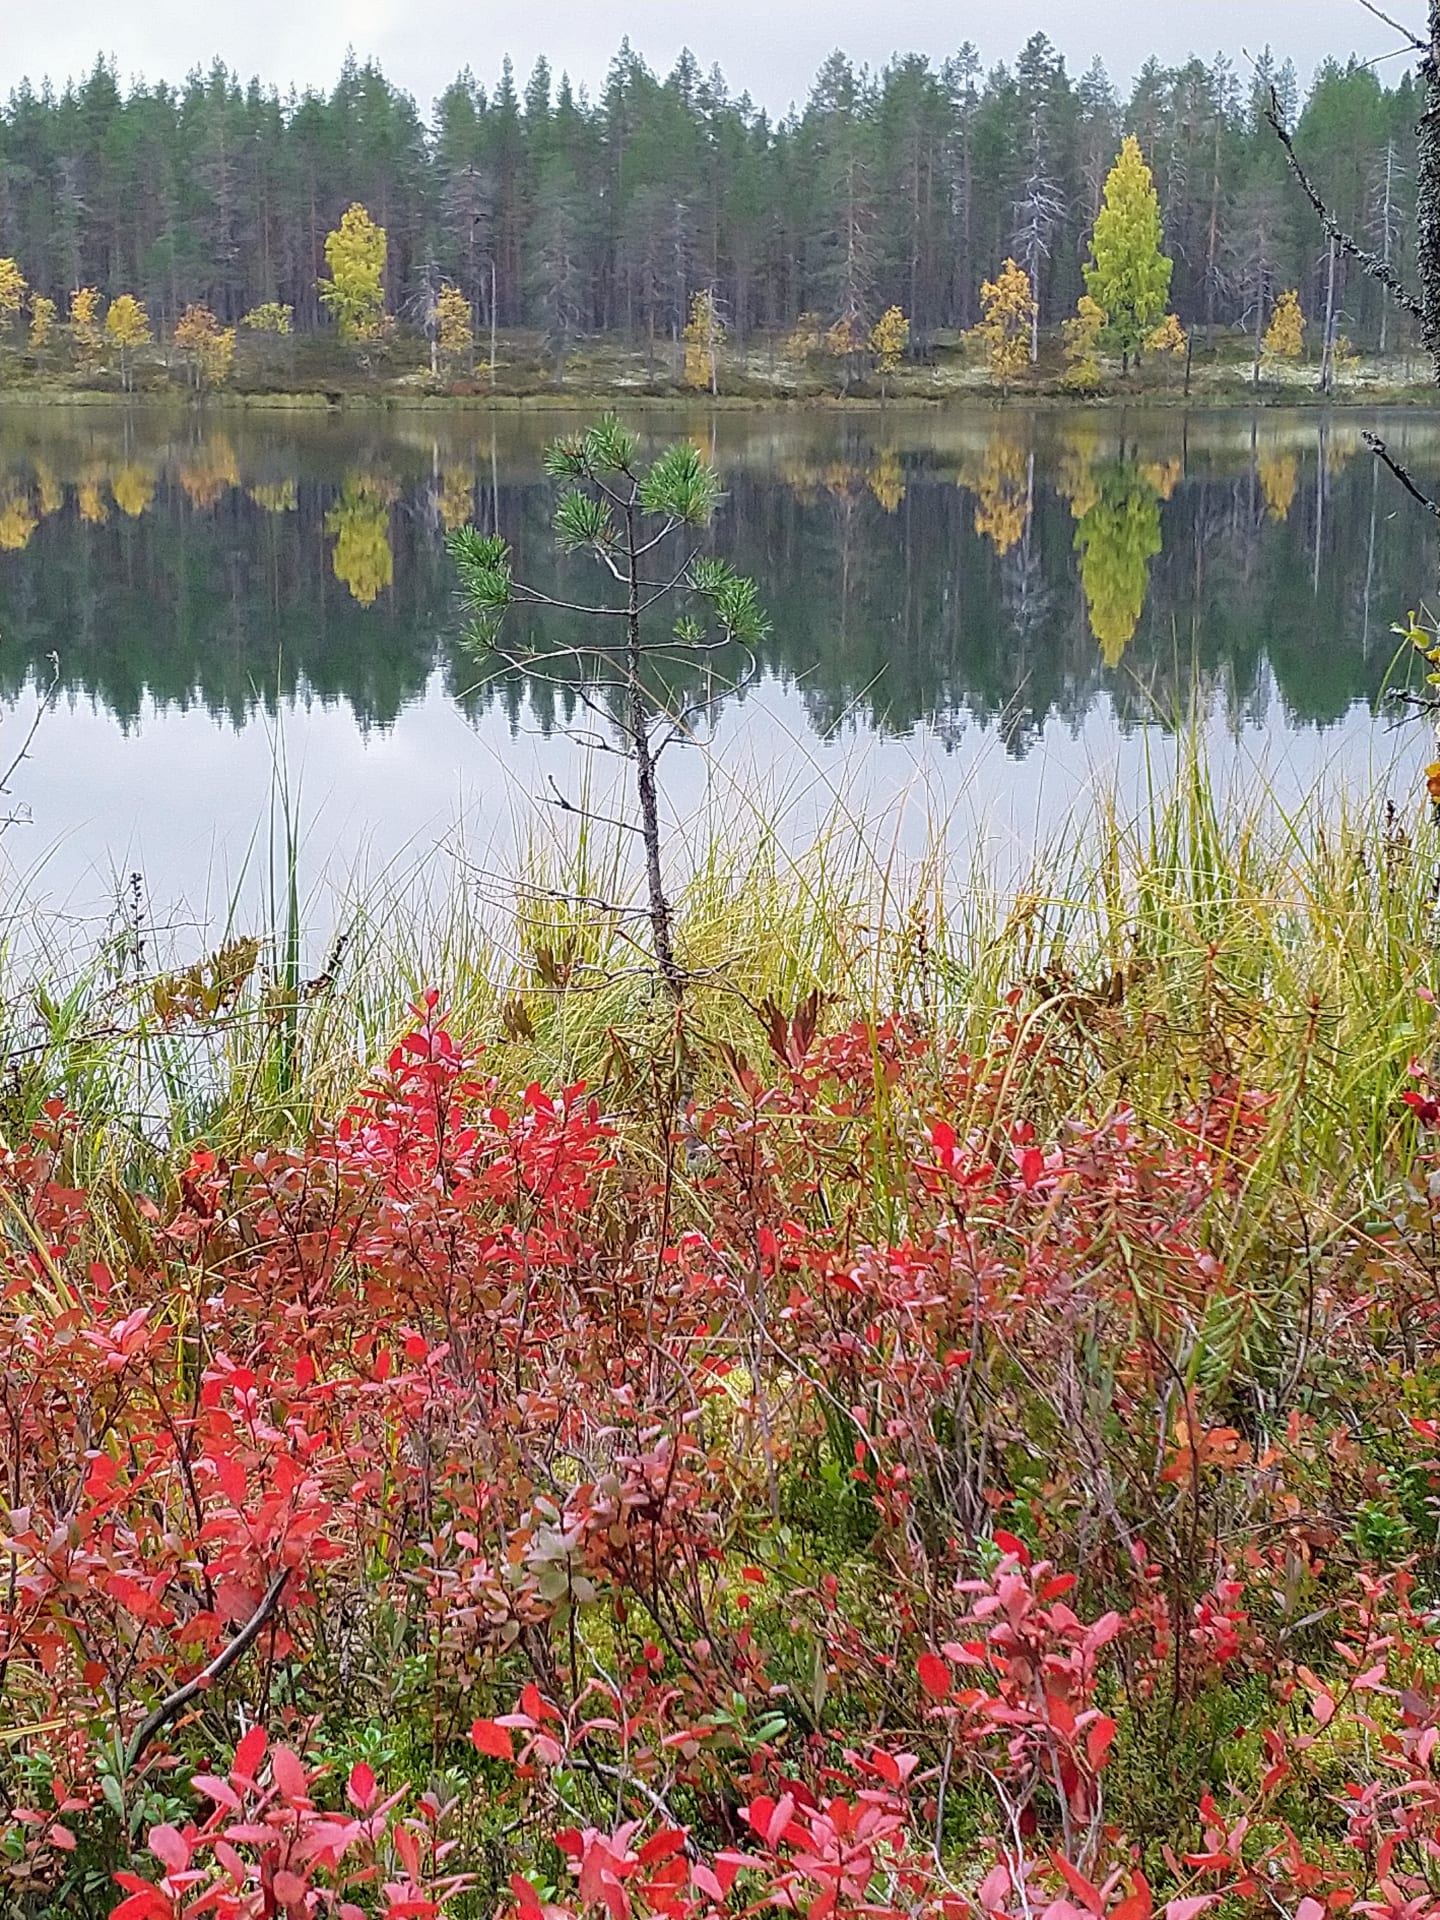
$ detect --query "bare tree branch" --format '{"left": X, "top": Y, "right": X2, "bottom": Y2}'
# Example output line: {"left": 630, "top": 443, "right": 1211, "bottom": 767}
{"left": 1265, "top": 86, "right": 1427, "bottom": 319}
{"left": 1356, "top": 0, "right": 1428, "bottom": 51}
{"left": 1363, "top": 430, "right": 1440, "bottom": 517}
{"left": 125, "top": 1564, "right": 290, "bottom": 1774}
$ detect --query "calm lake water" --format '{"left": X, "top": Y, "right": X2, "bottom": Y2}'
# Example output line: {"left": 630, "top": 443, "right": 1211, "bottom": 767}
{"left": 0, "top": 402, "right": 1436, "bottom": 934}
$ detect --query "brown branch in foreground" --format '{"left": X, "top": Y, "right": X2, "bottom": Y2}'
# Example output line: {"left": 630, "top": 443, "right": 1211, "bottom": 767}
{"left": 124, "top": 1564, "right": 290, "bottom": 1774}
{"left": 1265, "top": 87, "right": 1427, "bottom": 321}
{"left": 1362, "top": 431, "right": 1440, "bottom": 519}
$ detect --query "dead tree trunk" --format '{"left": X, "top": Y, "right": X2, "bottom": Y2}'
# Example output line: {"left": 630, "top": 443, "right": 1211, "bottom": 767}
{"left": 1418, "top": 7, "right": 1440, "bottom": 381}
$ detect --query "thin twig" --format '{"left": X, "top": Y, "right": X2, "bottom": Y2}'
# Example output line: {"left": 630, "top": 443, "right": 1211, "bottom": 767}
{"left": 543, "top": 777, "right": 645, "bottom": 836}
{"left": 124, "top": 1564, "right": 290, "bottom": 1774}
{"left": 1355, "top": 0, "right": 1427, "bottom": 50}
{"left": 0, "top": 655, "right": 60, "bottom": 811}
{"left": 1363, "top": 431, "right": 1440, "bottom": 518}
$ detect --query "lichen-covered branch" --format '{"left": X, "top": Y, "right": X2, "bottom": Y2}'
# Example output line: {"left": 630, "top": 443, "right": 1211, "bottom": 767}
{"left": 1417, "top": 5, "right": 1440, "bottom": 379}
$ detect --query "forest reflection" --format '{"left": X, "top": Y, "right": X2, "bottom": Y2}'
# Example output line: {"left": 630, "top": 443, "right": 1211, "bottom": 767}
{"left": 0, "top": 406, "right": 1432, "bottom": 753}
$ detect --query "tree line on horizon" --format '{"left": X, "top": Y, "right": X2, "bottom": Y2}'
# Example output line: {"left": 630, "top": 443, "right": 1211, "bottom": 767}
{"left": 0, "top": 37, "right": 1423, "bottom": 356}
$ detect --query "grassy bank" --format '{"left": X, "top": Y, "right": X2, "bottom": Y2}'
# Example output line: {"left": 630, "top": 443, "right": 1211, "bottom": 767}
{"left": 6, "top": 757, "right": 1440, "bottom": 1919}
{"left": 5, "top": 326, "right": 1440, "bottom": 412}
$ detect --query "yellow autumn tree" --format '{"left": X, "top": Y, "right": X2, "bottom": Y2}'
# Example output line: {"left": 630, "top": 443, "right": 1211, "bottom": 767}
{"left": 973, "top": 260, "right": 1035, "bottom": 394}
{"left": 1084, "top": 137, "right": 1172, "bottom": 371}
{"left": 683, "top": 290, "right": 725, "bottom": 393}
{"left": 326, "top": 474, "right": 394, "bottom": 605}
{"left": 869, "top": 306, "right": 910, "bottom": 397}
{"left": 1262, "top": 291, "right": 1305, "bottom": 376}
{"left": 28, "top": 294, "right": 56, "bottom": 350}
{"left": 173, "top": 303, "right": 235, "bottom": 390}
{"left": 69, "top": 287, "right": 103, "bottom": 366}
{"left": 1146, "top": 313, "right": 1188, "bottom": 359}
{"left": 1062, "top": 295, "right": 1106, "bottom": 391}
{"left": 435, "top": 282, "right": 473, "bottom": 376}
{"left": 0, "top": 258, "right": 27, "bottom": 332}
{"left": 241, "top": 303, "right": 293, "bottom": 335}
{"left": 319, "top": 204, "right": 387, "bottom": 343}
{"left": 105, "top": 293, "right": 152, "bottom": 391}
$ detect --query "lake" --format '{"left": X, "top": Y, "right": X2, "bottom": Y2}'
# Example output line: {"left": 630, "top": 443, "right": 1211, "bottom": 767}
{"left": 0, "top": 402, "right": 1435, "bottom": 940}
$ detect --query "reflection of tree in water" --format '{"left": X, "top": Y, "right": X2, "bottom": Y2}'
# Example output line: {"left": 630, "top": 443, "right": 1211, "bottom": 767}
{"left": 436, "top": 467, "right": 474, "bottom": 531}
{"left": 112, "top": 464, "right": 155, "bottom": 519}
{"left": 325, "top": 475, "right": 396, "bottom": 606}
{"left": 178, "top": 437, "right": 239, "bottom": 511}
{"left": 78, "top": 468, "right": 109, "bottom": 525}
{"left": 969, "top": 434, "right": 1031, "bottom": 557}
{"left": 867, "top": 451, "right": 905, "bottom": 514}
{"left": 0, "top": 417, "right": 1434, "bottom": 749}
{"left": 248, "top": 479, "right": 297, "bottom": 513}
{"left": 1258, "top": 450, "right": 1298, "bottom": 521}
{"left": 1060, "top": 443, "right": 1166, "bottom": 667}
{"left": 0, "top": 485, "right": 36, "bottom": 551}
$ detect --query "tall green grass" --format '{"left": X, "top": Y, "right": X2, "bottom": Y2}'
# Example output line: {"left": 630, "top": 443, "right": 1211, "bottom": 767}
{"left": 0, "top": 741, "right": 1433, "bottom": 1248}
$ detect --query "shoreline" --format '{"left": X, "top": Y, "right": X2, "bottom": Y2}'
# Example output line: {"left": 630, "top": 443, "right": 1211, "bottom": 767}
{"left": 3, "top": 384, "right": 1440, "bottom": 414}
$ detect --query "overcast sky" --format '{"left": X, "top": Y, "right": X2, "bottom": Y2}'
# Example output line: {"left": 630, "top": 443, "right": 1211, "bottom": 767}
{"left": 0, "top": 0, "right": 1417, "bottom": 117}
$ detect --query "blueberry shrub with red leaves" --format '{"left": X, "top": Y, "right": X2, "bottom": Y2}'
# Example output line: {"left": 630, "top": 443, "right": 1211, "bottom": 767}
{"left": 7, "top": 986, "right": 1440, "bottom": 1920}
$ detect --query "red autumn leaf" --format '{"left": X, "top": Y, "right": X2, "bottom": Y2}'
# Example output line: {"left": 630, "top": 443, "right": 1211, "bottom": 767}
{"left": 1050, "top": 1850, "right": 1102, "bottom": 1911}
{"left": 1086, "top": 1715, "right": 1117, "bottom": 1770}
{"left": 232, "top": 1726, "right": 268, "bottom": 1782}
{"left": 918, "top": 1652, "right": 952, "bottom": 1699}
{"left": 638, "top": 1828, "right": 689, "bottom": 1865}
{"left": 270, "top": 1744, "right": 309, "bottom": 1805}
{"left": 510, "top": 1875, "right": 544, "bottom": 1916}
{"left": 471, "top": 1719, "right": 515, "bottom": 1761}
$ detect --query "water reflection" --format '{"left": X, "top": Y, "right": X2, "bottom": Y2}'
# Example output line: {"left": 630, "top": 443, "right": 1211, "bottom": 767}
{"left": 0, "top": 405, "right": 1435, "bottom": 750}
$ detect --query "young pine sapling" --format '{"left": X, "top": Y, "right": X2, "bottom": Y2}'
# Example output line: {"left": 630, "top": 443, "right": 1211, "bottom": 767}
{"left": 448, "top": 416, "right": 768, "bottom": 999}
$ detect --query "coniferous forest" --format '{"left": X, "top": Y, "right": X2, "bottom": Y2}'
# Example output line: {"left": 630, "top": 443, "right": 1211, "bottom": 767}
{"left": 0, "top": 38, "right": 1421, "bottom": 348}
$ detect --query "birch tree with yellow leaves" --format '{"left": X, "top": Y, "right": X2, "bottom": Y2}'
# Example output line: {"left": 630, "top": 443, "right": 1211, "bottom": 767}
{"left": 319, "top": 204, "right": 387, "bottom": 343}
{"left": 105, "top": 294, "right": 152, "bottom": 391}
{"left": 974, "top": 260, "right": 1035, "bottom": 394}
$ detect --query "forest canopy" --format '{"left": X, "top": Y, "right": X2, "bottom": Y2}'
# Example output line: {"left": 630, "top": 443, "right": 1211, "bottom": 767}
{"left": 0, "top": 38, "right": 1417, "bottom": 348}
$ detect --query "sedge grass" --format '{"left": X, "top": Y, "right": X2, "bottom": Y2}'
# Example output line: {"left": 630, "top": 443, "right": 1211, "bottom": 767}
{"left": 0, "top": 739, "right": 1433, "bottom": 1268}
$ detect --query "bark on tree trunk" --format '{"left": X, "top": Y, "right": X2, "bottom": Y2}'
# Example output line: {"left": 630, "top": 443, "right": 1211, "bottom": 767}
{"left": 1418, "top": 8, "right": 1440, "bottom": 381}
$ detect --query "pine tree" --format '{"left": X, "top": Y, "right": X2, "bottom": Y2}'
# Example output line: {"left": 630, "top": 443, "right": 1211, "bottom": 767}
{"left": 1083, "top": 136, "right": 1172, "bottom": 371}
